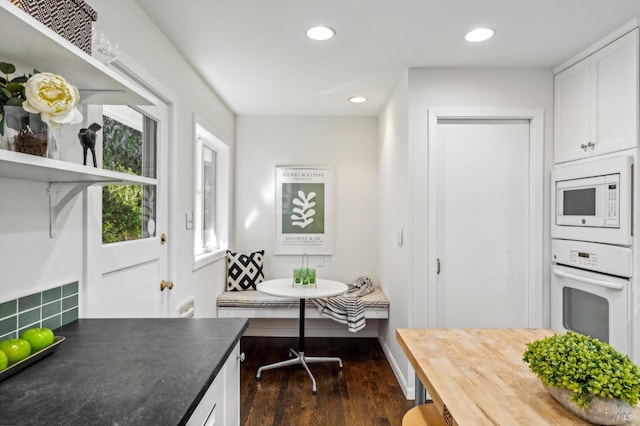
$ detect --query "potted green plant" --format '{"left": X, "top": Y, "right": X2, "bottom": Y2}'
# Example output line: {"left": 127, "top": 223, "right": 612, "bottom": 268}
{"left": 0, "top": 62, "right": 33, "bottom": 132}
{"left": 0, "top": 61, "right": 47, "bottom": 155}
{"left": 0, "top": 62, "right": 29, "bottom": 101}
{"left": 523, "top": 331, "right": 640, "bottom": 425}
{"left": 0, "top": 61, "right": 82, "bottom": 158}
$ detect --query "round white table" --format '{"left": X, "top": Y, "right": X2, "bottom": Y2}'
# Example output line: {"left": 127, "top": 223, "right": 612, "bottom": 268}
{"left": 255, "top": 278, "right": 348, "bottom": 394}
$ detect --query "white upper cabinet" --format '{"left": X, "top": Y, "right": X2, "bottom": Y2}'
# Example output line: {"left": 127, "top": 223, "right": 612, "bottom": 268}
{"left": 0, "top": 1, "right": 155, "bottom": 105}
{"left": 554, "top": 57, "right": 591, "bottom": 162}
{"left": 0, "top": 1, "right": 157, "bottom": 185}
{"left": 554, "top": 28, "right": 639, "bottom": 164}
{"left": 592, "top": 30, "right": 639, "bottom": 156}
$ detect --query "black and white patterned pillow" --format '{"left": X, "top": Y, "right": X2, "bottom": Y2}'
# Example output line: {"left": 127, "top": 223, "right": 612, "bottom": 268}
{"left": 226, "top": 250, "right": 265, "bottom": 291}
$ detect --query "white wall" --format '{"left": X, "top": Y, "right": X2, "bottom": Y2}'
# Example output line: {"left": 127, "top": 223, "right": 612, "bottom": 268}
{"left": 379, "top": 67, "right": 554, "bottom": 398}
{"left": 234, "top": 116, "right": 378, "bottom": 283}
{"left": 0, "top": 179, "right": 83, "bottom": 302}
{"left": 377, "top": 72, "right": 412, "bottom": 394}
{"left": 0, "top": 0, "right": 235, "bottom": 317}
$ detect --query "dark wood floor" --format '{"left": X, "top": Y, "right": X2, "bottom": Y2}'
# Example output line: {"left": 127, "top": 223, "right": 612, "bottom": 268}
{"left": 240, "top": 336, "right": 413, "bottom": 426}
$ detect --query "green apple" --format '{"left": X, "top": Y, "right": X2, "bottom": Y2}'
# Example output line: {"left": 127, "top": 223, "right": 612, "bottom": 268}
{"left": 20, "top": 327, "right": 54, "bottom": 352}
{"left": 0, "top": 349, "right": 7, "bottom": 371}
{"left": 0, "top": 338, "right": 31, "bottom": 365}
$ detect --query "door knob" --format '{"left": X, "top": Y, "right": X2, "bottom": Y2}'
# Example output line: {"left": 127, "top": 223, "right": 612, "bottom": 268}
{"left": 160, "top": 280, "right": 174, "bottom": 291}
{"left": 160, "top": 233, "right": 167, "bottom": 245}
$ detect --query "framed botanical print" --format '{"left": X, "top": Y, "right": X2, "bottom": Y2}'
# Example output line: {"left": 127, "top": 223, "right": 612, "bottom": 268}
{"left": 275, "top": 166, "right": 333, "bottom": 255}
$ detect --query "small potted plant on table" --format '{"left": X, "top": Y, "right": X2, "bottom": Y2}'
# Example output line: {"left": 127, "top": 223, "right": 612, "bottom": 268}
{"left": 523, "top": 331, "right": 640, "bottom": 425}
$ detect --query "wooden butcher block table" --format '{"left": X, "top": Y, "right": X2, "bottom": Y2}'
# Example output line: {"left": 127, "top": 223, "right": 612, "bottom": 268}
{"left": 396, "top": 328, "right": 640, "bottom": 425}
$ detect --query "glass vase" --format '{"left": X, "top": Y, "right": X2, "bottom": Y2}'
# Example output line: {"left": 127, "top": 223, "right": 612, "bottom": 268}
{"left": 2, "top": 105, "right": 59, "bottom": 159}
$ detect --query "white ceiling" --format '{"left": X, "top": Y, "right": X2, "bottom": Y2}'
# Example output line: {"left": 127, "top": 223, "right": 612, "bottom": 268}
{"left": 134, "top": 0, "right": 640, "bottom": 117}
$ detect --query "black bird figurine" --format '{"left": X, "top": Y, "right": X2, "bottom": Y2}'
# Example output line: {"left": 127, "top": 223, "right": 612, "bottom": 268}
{"left": 78, "top": 123, "right": 102, "bottom": 167}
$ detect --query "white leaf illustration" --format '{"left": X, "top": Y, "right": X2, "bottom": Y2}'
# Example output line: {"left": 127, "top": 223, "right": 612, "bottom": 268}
{"left": 292, "top": 218, "right": 314, "bottom": 228}
{"left": 290, "top": 190, "right": 318, "bottom": 229}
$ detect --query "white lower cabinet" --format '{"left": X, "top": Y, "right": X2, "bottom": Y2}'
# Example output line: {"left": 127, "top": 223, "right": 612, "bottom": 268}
{"left": 225, "top": 342, "right": 241, "bottom": 426}
{"left": 187, "top": 342, "right": 241, "bottom": 426}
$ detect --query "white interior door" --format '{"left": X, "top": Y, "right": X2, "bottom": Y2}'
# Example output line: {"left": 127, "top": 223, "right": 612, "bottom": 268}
{"left": 434, "top": 118, "right": 532, "bottom": 328}
{"left": 83, "top": 101, "right": 171, "bottom": 318}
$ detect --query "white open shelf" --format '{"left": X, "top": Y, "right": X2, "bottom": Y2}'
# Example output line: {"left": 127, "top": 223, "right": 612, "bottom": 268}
{"left": 0, "top": 0, "right": 156, "bottom": 106}
{"left": 1, "top": 149, "right": 157, "bottom": 238}
{"left": 0, "top": 149, "right": 156, "bottom": 185}
{"left": 0, "top": 0, "right": 158, "bottom": 237}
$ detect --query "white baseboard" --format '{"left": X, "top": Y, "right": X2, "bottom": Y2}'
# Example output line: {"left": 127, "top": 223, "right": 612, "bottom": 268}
{"left": 378, "top": 336, "right": 414, "bottom": 400}
{"left": 242, "top": 318, "right": 380, "bottom": 338}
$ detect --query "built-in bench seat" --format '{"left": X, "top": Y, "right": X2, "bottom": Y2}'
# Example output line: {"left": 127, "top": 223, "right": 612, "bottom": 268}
{"left": 216, "top": 287, "right": 389, "bottom": 319}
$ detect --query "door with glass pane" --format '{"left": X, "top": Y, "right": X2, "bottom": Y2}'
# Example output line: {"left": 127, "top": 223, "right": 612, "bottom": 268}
{"left": 84, "top": 102, "right": 170, "bottom": 318}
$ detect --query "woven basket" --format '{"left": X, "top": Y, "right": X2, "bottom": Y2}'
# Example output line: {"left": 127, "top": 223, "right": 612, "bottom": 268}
{"left": 9, "top": 0, "right": 97, "bottom": 54}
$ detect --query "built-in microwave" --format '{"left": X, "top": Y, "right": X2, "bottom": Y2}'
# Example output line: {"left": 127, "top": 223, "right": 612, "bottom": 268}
{"left": 552, "top": 155, "right": 634, "bottom": 246}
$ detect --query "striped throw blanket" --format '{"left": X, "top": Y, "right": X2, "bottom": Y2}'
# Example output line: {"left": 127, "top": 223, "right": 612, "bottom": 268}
{"left": 311, "top": 277, "right": 374, "bottom": 333}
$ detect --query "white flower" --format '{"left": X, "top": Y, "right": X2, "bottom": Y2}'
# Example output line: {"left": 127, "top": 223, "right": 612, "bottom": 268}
{"left": 22, "top": 72, "right": 83, "bottom": 128}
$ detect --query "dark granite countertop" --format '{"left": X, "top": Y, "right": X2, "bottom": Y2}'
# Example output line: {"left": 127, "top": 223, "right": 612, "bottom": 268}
{"left": 0, "top": 318, "right": 248, "bottom": 425}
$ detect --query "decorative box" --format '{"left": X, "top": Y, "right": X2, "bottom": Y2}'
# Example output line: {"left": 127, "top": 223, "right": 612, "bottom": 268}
{"left": 9, "top": 0, "right": 98, "bottom": 54}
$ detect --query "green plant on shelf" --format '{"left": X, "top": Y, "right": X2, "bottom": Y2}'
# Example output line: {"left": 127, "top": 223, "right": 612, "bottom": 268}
{"left": 522, "top": 331, "right": 640, "bottom": 408}
{"left": 0, "top": 61, "right": 83, "bottom": 136}
{"left": 0, "top": 61, "right": 34, "bottom": 135}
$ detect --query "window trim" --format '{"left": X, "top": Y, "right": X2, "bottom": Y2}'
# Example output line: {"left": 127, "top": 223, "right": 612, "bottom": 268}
{"left": 193, "top": 118, "right": 230, "bottom": 270}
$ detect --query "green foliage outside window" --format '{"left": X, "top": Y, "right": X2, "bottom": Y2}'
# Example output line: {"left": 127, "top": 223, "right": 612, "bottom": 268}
{"left": 102, "top": 115, "right": 143, "bottom": 243}
{"left": 102, "top": 175, "right": 142, "bottom": 243}
{"left": 102, "top": 115, "right": 142, "bottom": 174}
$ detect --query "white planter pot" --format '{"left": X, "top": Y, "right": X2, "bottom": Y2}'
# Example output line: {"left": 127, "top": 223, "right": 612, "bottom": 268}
{"left": 544, "top": 384, "right": 633, "bottom": 425}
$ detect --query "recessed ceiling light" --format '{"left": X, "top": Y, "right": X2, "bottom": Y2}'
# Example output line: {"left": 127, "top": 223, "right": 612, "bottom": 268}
{"left": 306, "top": 26, "right": 335, "bottom": 41}
{"left": 349, "top": 96, "right": 368, "bottom": 103}
{"left": 465, "top": 28, "right": 495, "bottom": 42}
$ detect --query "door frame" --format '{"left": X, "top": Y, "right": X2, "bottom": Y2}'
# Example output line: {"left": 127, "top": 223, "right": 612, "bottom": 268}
{"left": 426, "top": 108, "right": 544, "bottom": 328}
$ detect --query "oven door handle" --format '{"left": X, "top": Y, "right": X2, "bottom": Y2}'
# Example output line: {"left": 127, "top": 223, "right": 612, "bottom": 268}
{"left": 552, "top": 268, "right": 623, "bottom": 290}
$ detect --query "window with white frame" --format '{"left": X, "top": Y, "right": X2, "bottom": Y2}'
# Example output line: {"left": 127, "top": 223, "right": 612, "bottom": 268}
{"left": 194, "top": 122, "right": 229, "bottom": 267}
{"left": 102, "top": 105, "right": 157, "bottom": 244}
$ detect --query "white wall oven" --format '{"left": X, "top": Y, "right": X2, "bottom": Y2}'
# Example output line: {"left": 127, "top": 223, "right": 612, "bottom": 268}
{"left": 552, "top": 155, "right": 633, "bottom": 246}
{"left": 551, "top": 239, "right": 632, "bottom": 358}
